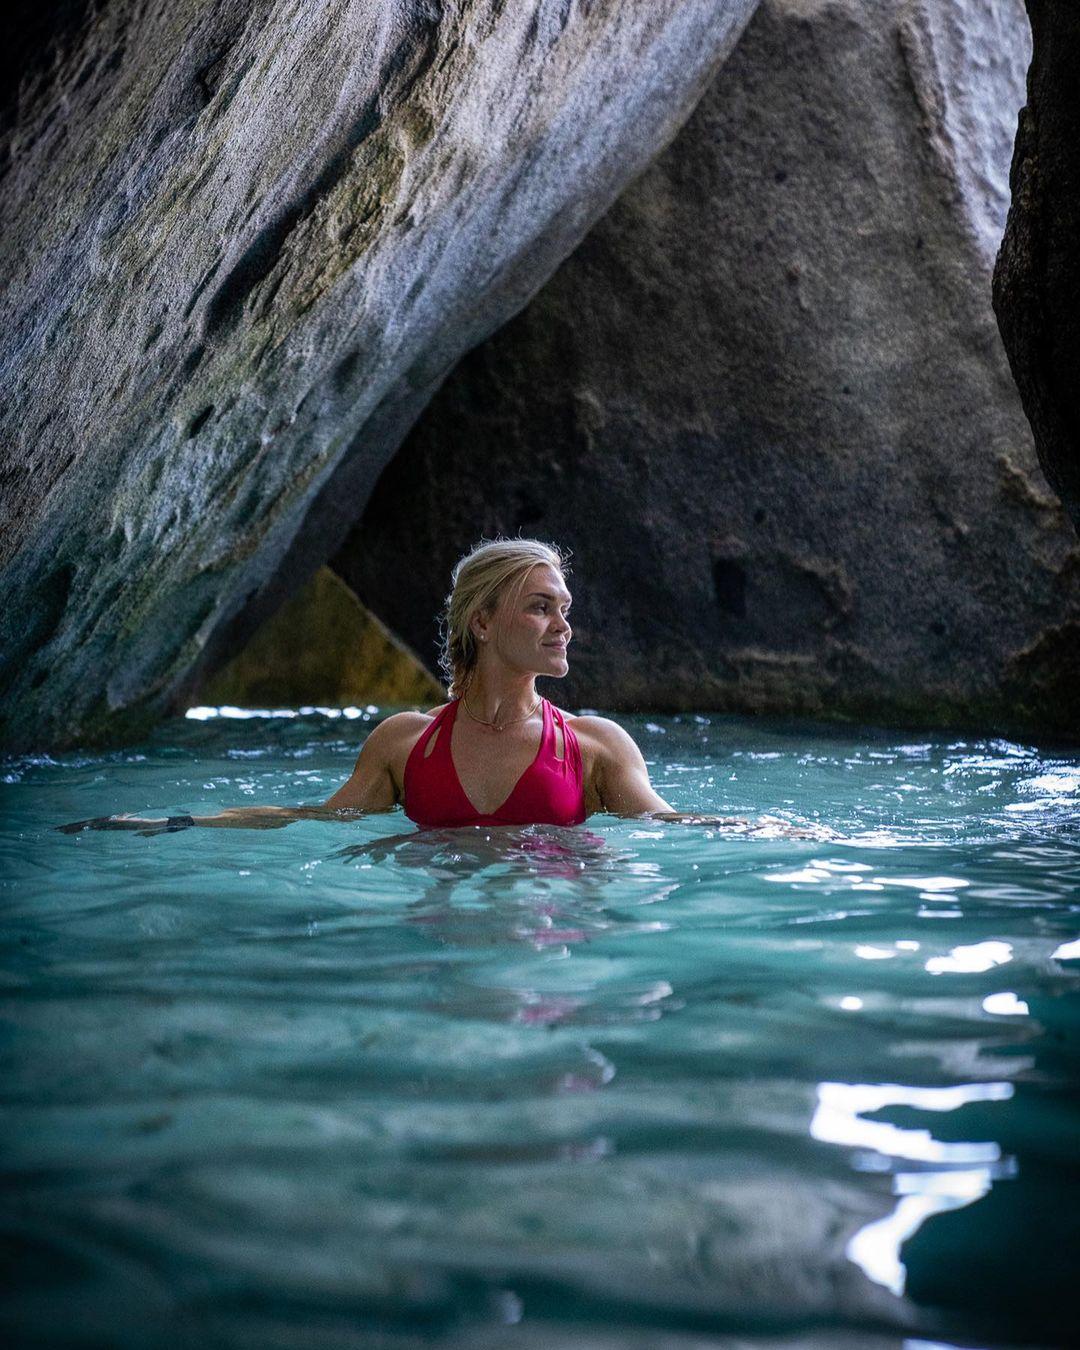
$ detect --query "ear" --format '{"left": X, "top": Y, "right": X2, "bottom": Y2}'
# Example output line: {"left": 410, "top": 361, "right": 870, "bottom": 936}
{"left": 469, "top": 605, "right": 492, "bottom": 643}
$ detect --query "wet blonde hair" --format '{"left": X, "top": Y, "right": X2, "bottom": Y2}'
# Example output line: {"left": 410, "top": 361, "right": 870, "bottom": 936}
{"left": 438, "top": 537, "right": 571, "bottom": 698}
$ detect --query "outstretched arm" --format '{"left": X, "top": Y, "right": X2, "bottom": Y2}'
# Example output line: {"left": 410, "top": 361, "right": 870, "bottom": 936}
{"left": 58, "top": 802, "right": 378, "bottom": 835}
{"left": 58, "top": 716, "right": 408, "bottom": 835}
{"left": 57, "top": 805, "right": 358, "bottom": 835}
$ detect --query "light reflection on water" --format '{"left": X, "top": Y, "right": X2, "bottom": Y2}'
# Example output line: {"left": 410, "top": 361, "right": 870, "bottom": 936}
{"left": 1, "top": 708, "right": 1078, "bottom": 1349}
{"left": 810, "top": 1080, "right": 1016, "bottom": 1297}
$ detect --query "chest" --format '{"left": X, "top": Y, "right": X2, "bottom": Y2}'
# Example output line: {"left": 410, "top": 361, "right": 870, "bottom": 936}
{"left": 399, "top": 705, "right": 598, "bottom": 819}
{"left": 447, "top": 717, "right": 554, "bottom": 816}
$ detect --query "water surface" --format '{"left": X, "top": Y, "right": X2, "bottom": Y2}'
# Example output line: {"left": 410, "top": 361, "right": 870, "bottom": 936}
{"left": 2, "top": 707, "right": 1079, "bottom": 1348}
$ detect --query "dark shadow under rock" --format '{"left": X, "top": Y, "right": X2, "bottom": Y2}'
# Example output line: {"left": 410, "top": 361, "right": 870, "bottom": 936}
{"left": 993, "top": 0, "right": 1080, "bottom": 536}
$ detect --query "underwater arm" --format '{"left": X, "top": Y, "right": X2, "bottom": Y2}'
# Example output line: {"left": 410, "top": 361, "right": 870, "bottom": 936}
{"left": 648, "top": 810, "right": 752, "bottom": 826}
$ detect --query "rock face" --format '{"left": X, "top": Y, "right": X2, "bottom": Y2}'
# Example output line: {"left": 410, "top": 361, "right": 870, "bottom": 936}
{"left": 336, "top": 0, "right": 1080, "bottom": 737}
{"left": 0, "top": 0, "right": 758, "bottom": 751}
{"left": 994, "top": 0, "right": 1080, "bottom": 536}
{"left": 197, "top": 566, "right": 442, "bottom": 710}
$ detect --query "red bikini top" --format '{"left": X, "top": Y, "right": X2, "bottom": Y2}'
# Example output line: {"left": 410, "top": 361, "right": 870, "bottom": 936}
{"left": 403, "top": 697, "right": 587, "bottom": 830}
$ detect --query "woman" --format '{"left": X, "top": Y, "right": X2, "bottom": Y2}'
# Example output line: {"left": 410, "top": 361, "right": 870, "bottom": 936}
{"left": 62, "top": 538, "right": 739, "bottom": 834}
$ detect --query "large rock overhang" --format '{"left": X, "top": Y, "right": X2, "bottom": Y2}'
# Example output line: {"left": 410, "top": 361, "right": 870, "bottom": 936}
{"left": 0, "top": 0, "right": 758, "bottom": 751}
{"left": 333, "top": 0, "right": 1080, "bottom": 739}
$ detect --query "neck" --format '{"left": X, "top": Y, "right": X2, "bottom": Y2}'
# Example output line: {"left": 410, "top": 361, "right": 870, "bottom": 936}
{"left": 461, "top": 671, "right": 540, "bottom": 727}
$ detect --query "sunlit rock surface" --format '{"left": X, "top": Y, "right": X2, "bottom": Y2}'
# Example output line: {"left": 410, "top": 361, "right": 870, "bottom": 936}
{"left": 994, "top": 0, "right": 1080, "bottom": 536}
{"left": 337, "top": 0, "right": 1080, "bottom": 736}
{"left": 0, "top": 0, "right": 757, "bottom": 750}
{"left": 196, "top": 566, "right": 442, "bottom": 709}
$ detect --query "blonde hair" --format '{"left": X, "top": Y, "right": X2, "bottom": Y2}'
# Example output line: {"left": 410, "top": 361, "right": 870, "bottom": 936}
{"left": 438, "top": 537, "right": 571, "bottom": 698}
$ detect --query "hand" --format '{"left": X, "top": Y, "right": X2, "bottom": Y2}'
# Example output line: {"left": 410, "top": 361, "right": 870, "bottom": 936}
{"left": 56, "top": 813, "right": 194, "bottom": 836}
{"left": 56, "top": 814, "right": 166, "bottom": 834}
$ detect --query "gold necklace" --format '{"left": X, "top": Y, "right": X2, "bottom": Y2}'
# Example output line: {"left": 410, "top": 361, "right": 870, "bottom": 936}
{"left": 461, "top": 693, "right": 542, "bottom": 732}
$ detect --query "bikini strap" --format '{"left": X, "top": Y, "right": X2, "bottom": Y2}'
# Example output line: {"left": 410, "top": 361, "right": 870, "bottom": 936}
{"left": 412, "top": 700, "right": 456, "bottom": 758}
{"left": 540, "top": 695, "right": 553, "bottom": 749}
{"left": 550, "top": 702, "right": 581, "bottom": 772}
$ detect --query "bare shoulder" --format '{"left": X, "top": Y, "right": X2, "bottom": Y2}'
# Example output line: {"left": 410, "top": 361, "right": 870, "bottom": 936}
{"left": 348, "top": 707, "right": 445, "bottom": 792}
{"left": 558, "top": 711, "right": 640, "bottom": 758}
{"left": 366, "top": 707, "right": 441, "bottom": 748}
{"left": 556, "top": 710, "right": 667, "bottom": 814}
{"left": 560, "top": 711, "right": 633, "bottom": 742}
{"left": 376, "top": 707, "right": 439, "bottom": 729}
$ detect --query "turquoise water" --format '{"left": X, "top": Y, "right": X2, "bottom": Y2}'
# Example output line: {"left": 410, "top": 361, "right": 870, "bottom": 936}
{"left": 2, "top": 707, "right": 1079, "bottom": 1349}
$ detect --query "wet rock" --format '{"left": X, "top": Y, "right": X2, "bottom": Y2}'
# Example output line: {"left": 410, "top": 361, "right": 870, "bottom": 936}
{"left": 993, "top": 0, "right": 1080, "bottom": 535}
{"left": 0, "top": 0, "right": 757, "bottom": 750}
{"left": 338, "top": 0, "right": 1080, "bottom": 737}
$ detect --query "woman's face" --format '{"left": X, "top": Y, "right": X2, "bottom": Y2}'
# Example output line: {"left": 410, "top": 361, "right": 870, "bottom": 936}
{"left": 482, "top": 563, "right": 573, "bottom": 678}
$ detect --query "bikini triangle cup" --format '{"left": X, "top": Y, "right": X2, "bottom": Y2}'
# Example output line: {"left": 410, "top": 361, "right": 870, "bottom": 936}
{"left": 403, "top": 697, "right": 586, "bottom": 829}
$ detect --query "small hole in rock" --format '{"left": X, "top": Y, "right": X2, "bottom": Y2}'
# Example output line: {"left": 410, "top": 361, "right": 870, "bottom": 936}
{"left": 180, "top": 344, "right": 206, "bottom": 380}
{"left": 188, "top": 405, "right": 214, "bottom": 438}
{"left": 712, "top": 559, "right": 747, "bottom": 618}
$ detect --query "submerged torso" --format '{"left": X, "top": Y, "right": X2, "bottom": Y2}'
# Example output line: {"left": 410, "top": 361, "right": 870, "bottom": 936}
{"left": 403, "top": 697, "right": 587, "bottom": 829}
